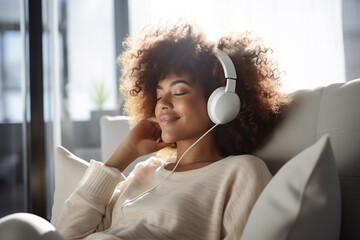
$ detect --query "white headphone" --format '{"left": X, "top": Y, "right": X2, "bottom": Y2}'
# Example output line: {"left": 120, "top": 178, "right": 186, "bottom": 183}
{"left": 207, "top": 48, "right": 241, "bottom": 124}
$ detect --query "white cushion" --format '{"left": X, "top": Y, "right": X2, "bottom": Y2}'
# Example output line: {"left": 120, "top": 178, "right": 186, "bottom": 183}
{"left": 241, "top": 135, "right": 341, "bottom": 240}
{"left": 256, "top": 79, "right": 360, "bottom": 177}
{"left": 0, "top": 213, "right": 63, "bottom": 240}
{"left": 100, "top": 115, "right": 154, "bottom": 176}
{"left": 100, "top": 115, "right": 131, "bottom": 162}
{"left": 51, "top": 146, "right": 89, "bottom": 224}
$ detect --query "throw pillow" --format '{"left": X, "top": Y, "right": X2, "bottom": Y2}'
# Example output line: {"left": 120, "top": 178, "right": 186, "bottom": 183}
{"left": 241, "top": 134, "right": 341, "bottom": 240}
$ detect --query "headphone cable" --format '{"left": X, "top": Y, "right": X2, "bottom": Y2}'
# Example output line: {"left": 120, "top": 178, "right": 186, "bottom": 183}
{"left": 119, "top": 123, "right": 219, "bottom": 211}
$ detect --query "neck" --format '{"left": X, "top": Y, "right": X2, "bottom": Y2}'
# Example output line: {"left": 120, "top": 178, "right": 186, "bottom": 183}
{"left": 175, "top": 130, "right": 224, "bottom": 166}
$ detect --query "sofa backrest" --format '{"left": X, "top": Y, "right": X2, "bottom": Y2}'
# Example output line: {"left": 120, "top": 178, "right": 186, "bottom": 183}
{"left": 255, "top": 79, "right": 360, "bottom": 239}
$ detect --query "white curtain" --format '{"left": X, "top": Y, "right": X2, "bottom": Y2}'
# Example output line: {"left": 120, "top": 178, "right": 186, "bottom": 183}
{"left": 129, "top": 0, "right": 345, "bottom": 92}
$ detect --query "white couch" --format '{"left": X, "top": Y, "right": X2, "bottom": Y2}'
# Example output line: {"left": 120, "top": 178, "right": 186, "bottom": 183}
{"left": 52, "top": 79, "right": 360, "bottom": 239}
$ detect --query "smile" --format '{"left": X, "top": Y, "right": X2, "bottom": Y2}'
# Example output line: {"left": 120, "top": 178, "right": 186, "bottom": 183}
{"left": 159, "top": 115, "right": 180, "bottom": 126}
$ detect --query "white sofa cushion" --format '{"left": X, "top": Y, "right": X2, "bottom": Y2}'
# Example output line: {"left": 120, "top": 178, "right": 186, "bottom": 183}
{"left": 51, "top": 146, "right": 89, "bottom": 224}
{"left": 100, "top": 115, "right": 154, "bottom": 176}
{"left": 100, "top": 115, "right": 131, "bottom": 162}
{"left": 256, "top": 79, "right": 360, "bottom": 177}
{"left": 241, "top": 135, "right": 341, "bottom": 240}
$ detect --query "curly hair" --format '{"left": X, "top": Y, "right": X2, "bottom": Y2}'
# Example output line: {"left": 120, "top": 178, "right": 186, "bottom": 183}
{"left": 118, "top": 22, "right": 290, "bottom": 157}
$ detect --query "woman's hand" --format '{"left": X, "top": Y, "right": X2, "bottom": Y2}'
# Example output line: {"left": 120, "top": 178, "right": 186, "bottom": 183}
{"left": 126, "top": 118, "right": 172, "bottom": 156}
{"left": 105, "top": 118, "right": 173, "bottom": 172}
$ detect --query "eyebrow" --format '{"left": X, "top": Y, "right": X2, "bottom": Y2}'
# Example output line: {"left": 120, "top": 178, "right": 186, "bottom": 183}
{"left": 156, "top": 80, "right": 192, "bottom": 89}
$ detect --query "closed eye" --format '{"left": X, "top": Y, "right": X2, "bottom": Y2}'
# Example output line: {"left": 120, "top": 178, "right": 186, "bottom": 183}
{"left": 156, "top": 92, "right": 187, "bottom": 101}
{"left": 174, "top": 92, "right": 188, "bottom": 96}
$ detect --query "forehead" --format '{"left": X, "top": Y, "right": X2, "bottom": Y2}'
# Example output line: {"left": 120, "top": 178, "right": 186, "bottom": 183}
{"left": 157, "top": 72, "right": 192, "bottom": 86}
{"left": 156, "top": 72, "right": 206, "bottom": 98}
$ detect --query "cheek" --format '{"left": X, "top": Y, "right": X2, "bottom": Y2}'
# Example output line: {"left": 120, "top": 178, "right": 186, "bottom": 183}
{"left": 177, "top": 99, "right": 197, "bottom": 114}
{"left": 178, "top": 98, "right": 209, "bottom": 122}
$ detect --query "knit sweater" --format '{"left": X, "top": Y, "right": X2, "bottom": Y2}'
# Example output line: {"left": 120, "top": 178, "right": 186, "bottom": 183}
{"left": 54, "top": 155, "right": 272, "bottom": 240}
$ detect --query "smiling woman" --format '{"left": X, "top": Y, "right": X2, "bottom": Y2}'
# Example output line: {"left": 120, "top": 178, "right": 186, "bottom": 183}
{"left": 53, "top": 22, "right": 292, "bottom": 239}
{"left": 0, "top": 22, "right": 290, "bottom": 240}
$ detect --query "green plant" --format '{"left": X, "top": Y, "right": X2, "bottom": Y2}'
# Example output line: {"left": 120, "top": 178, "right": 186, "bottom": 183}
{"left": 92, "top": 79, "right": 109, "bottom": 110}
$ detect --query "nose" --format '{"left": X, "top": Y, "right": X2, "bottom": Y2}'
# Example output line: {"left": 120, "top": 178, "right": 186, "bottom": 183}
{"left": 158, "top": 93, "right": 173, "bottom": 109}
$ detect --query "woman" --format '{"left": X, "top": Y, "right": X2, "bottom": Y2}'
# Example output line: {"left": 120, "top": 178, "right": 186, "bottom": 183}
{"left": 0, "top": 22, "right": 289, "bottom": 239}
{"left": 54, "top": 23, "right": 289, "bottom": 239}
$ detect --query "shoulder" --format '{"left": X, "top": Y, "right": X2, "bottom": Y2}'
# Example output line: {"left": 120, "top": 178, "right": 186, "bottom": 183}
{"left": 219, "top": 155, "right": 272, "bottom": 183}
{"left": 222, "top": 155, "right": 269, "bottom": 173}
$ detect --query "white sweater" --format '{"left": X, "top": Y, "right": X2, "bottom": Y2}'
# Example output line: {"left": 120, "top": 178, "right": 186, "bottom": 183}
{"left": 55, "top": 155, "right": 272, "bottom": 240}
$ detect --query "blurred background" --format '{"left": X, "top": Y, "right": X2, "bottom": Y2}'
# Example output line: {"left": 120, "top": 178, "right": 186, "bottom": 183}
{"left": 0, "top": 0, "right": 359, "bottom": 220}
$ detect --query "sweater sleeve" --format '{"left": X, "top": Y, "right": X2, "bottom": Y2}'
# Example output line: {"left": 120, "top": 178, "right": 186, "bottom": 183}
{"left": 222, "top": 157, "right": 272, "bottom": 239}
{"left": 54, "top": 160, "right": 125, "bottom": 240}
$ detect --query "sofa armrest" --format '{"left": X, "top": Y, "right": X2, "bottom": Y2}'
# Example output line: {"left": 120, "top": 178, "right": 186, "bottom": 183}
{"left": 51, "top": 146, "right": 89, "bottom": 224}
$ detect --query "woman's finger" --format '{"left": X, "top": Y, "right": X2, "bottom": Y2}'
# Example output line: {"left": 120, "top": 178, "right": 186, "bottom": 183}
{"left": 155, "top": 141, "right": 173, "bottom": 151}
{"left": 147, "top": 116, "right": 158, "bottom": 124}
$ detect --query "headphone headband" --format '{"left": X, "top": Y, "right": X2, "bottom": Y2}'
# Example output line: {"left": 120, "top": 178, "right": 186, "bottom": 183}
{"left": 213, "top": 48, "right": 237, "bottom": 79}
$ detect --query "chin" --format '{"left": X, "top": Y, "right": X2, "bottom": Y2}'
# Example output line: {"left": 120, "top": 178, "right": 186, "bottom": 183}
{"left": 161, "top": 136, "right": 177, "bottom": 143}
{"left": 161, "top": 131, "right": 180, "bottom": 143}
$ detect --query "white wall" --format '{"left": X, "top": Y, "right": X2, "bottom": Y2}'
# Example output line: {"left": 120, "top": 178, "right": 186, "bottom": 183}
{"left": 128, "top": 0, "right": 345, "bottom": 92}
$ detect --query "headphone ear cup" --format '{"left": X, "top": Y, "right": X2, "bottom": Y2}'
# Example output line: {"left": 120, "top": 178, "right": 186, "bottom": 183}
{"left": 207, "top": 87, "right": 241, "bottom": 124}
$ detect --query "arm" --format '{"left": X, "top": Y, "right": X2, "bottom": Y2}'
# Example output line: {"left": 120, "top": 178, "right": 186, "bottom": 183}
{"left": 55, "top": 161, "right": 124, "bottom": 239}
{"left": 222, "top": 157, "right": 272, "bottom": 239}
{"left": 55, "top": 119, "right": 171, "bottom": 239}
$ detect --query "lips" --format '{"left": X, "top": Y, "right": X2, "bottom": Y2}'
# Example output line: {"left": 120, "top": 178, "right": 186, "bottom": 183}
{"left": 159, "top": 114, "right": 180, "bottom": 126}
